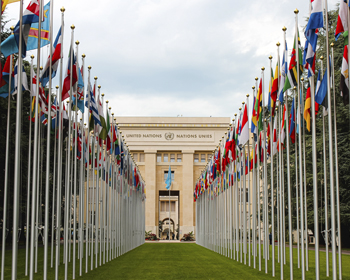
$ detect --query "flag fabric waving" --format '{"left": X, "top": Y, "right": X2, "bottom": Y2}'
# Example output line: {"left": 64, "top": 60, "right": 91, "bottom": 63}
{"left": 340, "top": 45, "right": 349, "bottom": 105}
{"left": 165, "top": 165, "right": 172, "bottom": 190}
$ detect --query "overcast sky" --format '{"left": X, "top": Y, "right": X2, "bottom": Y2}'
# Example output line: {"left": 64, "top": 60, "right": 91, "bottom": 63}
{"left": 4, "top": 0, "right": 339, "bottom": 119}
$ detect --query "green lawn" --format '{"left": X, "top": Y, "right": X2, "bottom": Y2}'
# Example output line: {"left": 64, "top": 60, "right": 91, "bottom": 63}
{"left": 1, "top": 243, "right": 349, "bottom": 279}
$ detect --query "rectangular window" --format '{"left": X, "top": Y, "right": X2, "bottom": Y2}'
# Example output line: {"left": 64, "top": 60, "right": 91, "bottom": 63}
{"left": 166, "top": 202, "right": 169, "bottom": 211}
{"left": 194, "top": 154, "right": 199, "bottom": 163}
{"left": 170, "top": 154, "right": 175, "bottom": 162}
{"left": 133, "top": 153, "right": 138, "bottom": 162}
{"left": 201, "top": 154, "right": 206, "bottom": 163}
{"left": 157, "top": 154, "right": 162, "bottom": 162}
{"left": 139, "top": 153, "right": 145, "bottom": 162}
{"left": 177, "top": 154, "right": 182, "bottom": 162}
{"left": 163, "top": 153, "right": 168, "bottom": 162}
{"left": 164, "top": 171, "right": 175, "bottom": 181}
{"left": 171, "top": 201, "right": 175, "bottom": 211}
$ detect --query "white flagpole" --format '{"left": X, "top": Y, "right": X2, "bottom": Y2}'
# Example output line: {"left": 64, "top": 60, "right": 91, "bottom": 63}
{"left": 324, "top": 1, "right": 337, "bottom": 278}
{"left": 331, "top": 43, "right": 342, "bottom": 279}
{"left": 1, "top": 52, "right": 13, "bottom": 280}
{"left": 43, "top": 0, "right": 54, "bottom": 277}
{"left": 29, "top": 1, "right": 43, "bottom": 278}
{"left": 246, "top": 94, "right": 251, "bottom": 267}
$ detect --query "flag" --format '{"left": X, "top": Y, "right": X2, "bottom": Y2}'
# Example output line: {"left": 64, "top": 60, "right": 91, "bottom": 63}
{"left": 340, "top": 45, "right": 350, "bottom": 105}
{"left": 40, "top": 27, "right": 62, "bottom": 87}
{"left": 272, "top": 116, "right": 277, "bottom": 155}
{"left": 0, "top": 55, "right": 13, "bottom": 97}
{"left": 26, "top": 2, "right": 50, "bottom": 51}
{"left": 279, "top": 104, "right": 287, "bottom": 150}
{"left": 98, "top": 95, "right": 108, "bottom": 140}
{"left": 268, "top": 67, "right": 274, "bottom": 113}
{"left": 252, "top": 78, "right": 263, "bottom": 131}
{"left": 305, "top": 0, "right": 323, "bottom": 53}
{"left": 283, "top": 30, "right": 303, "bottom": 92}
{"left": 62, "top": 46, "right": 78, "bottom": 101}
{"left": 239, "top": 104, "right": 249, "bottom": 147}
{"left": 165, "top": 165, "right": 172, "bottom": 190}
{"left": 289, "top": 97, "right": 296, "bottom": 144}
{"left": 106, "top": 109, "right": 111, "bottom": 151}
{"left": 2, "top": 0, "right": 20, "bottom": 14}
{"left": 279, "top": 41, "right": 287, "bottom": 103}
{"left": 1, "top": 0, "right": 41, "bottom": 58}
{"left": 270, "top": 62, "right": 279, "bottom": 116}
{"left": 304, "top": 85, "right": 311, "bottom": 132}
{"left": 251, "top": 93, "right": 257, "bottom": 137}
{"left": 12, "top": 59, "right": 29, "bottom": 95}
{"left": 315, "top": 68, "right": 328, "bottom": 108}
{"left": 335, "top": 0, "right": 348, "bottom": 38}
{"left": 72, "top": 65, "right": 84, "bottom": 112}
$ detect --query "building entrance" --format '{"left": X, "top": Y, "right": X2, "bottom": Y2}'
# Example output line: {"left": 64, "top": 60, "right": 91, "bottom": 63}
{"left": 159, "top": 190, "right": 179, "bottom": 240}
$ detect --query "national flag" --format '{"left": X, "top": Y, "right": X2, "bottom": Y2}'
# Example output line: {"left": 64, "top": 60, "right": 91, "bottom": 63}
{"left": 106, "top": 108, "right": 111, "bottom": 151}
{"left": 12, "top": 59, "right": 29, "bottom": 95}
{"left": 62, "top": 46, "right": 78, "bottom": 101}
{"left": 279, "top": 41, "right": 287, "bottom": 103}
{"left": 40, "top": 27, "right": 62, "bottom": 87}
{"left": 2, "top": 0, "right": 20, "bottom": 14}
{"left": 71, "top": 65, "right": 84, "bottom": 113}
{"left": 268, "top": 67, "right": 274, "bottom": 113}
{"left": 278, "top": 103, "right": 287, "bottom": 151}
{"left": 251, "top": 93, "right": 257, "bottom": 137}
{"left": 252, "top": 78, "right": 263, "bottom": 131}
{"left": 266, "top": 122, "right": 271, "bottom": 156}
{"left": 1, "top": 0, "right": 41, "bottom": 58}
{"left": 26, "top": 2, "right": 50, "bottom": 51}
{"left": 272, "top": 116, "right": 277, "bottom": 155}
{"left": 283, "top": 30, "right": 303, "bottom": 92}
{"left": 289, "top": 97, "right": 296, "bottom": 144}
{"left": 315, "top": 68, "right": 328, "bottom": 108}
{"left": 98, "top": 95, "right": 108, "bottom": 140}
{"left": 304, "top": 85, "right": 311, "bottom": 132}
{"left": 305, "top": 0, "right": 323, "bottom": 53}
{"left": 239, "top": 103, "right": 249, "bottom": 147}
{"left": 340, "top": 45, "right": 349, "bottom": 105}
{"left": 335, "top": 0, "right": 348, "bottom": 37}
{"left": 0, "top": 55, "right": 14, "bottom": 97}
{"left": 270, "top": 62, "right": 279, "bottom": 116}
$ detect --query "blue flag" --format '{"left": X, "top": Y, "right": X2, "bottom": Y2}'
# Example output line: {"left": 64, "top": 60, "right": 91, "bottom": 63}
{"left": 165, "top": 165, "right": 172, "bottom": 190}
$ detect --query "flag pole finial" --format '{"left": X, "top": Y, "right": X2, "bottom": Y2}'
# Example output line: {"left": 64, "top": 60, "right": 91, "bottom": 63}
{"left": 269, "top": 56, "right": 272, "bottom": 60}
{"left": 242, "top": 102, "right": 245, "bottom": 105}
{"left": 301, "top": 77, "right": 304, "bottom": 82}
{"left": 82, "top": 54, "right": 86, "bottom": 58}
{"left": 106, "top": 100, "right": 109, "bottom": 104}
{"left": 293, "top": 86, "right": 297, "bottom": 90}
{"left": 255, "top": 77, "right": 258, "bottom": 81}
{"left": 101, "top": 93, "right": 104, "bottom": 97}
{"left": 252, "top": 86, "right": 255, "bottom": 89}
{"left": 330, "top": 42, "right": 334, "bottom": 47}
{"left": 71, "top": 25, "right": 75, "bottom": 30}
{"left": 10, "top": 26, "right": 14, "bottom": 32}
{"left": 239, "top": 107, "right": 242, "bottom": 111}
{"left": 261, "top": 67, "right": 265, "bottom": 71}
{"left": 60, "top": 7, "right": 65, "bottom": 12}
{"left": 40, "top": 66, "right": 43, "bottom": 70}
{"left": 246, "top": 94, "right": 249, "bottom": 97}
{"left": 109, "top": 107, "right": 111, "bottom": 110}
{"left": 75, "top": 41, "right": 79, "bottom": 45}
{"left": 30, "top": 55, "right": 34, "bottom": 59}
{"left": 56, "top": 85, "right": 59, "bottom": 89}
{"left": 320, "top": 56, "right": 324, "bottom": 60}
{"left": 88, "top": 66, "right": 91, "bottom": 70}
{"left": 112, "top": 113, "right": 114, "bottom": 116}
{"left": 277, "top": 42, "right": 280, "bottom": 46}
{"left": 94, "top": 76, "right": 97, "bottom": 80}
{"left": 294, "top": 9, "right": 299, "bottom": 14}
{"left": 98, "top": 86, "right": 101, "bottom": 89}
{"left": 84, "top": 123, "right": 86, "bottom": 126}
{"left": 234, "top": 113, "right": 237, "bottom": 116}
{"left": 282, "top": 26, "right": 287, "bottom": 31}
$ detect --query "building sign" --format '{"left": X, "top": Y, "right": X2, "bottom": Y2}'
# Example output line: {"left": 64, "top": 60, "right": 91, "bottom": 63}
{"left": 124, "top": 131, "right": 215, "bottom": 142}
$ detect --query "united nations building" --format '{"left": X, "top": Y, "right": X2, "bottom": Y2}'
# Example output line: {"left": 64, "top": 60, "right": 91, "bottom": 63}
{"left": 116, "top": 117, "right": 230, "bottom": 239}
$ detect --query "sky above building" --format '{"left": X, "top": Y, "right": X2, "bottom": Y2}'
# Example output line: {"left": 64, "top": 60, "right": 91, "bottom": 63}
{"left": 4, "top": 0, "right": 338, "bottom": 119}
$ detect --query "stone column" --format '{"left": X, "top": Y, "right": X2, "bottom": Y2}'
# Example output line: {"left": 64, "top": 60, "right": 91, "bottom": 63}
{"left": 181, "top": 150, "right": 194, "bottom": 238}
{"left": 144, "top": 150, "right": 157, "bottom": 234}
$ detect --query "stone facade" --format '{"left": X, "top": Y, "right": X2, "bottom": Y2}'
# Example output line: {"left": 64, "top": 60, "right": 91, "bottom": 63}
{"left": 116, "top": 117, "right": 230, "bottom": 239}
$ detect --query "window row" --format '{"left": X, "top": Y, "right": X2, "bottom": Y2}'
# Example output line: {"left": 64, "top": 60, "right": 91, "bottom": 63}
{"left": 160, "top": 201, "right": 176, "bottom": 212}
{"left": 194, "top": 153, "right": 211, "bottom": 163}
{"left": 157, "top": 153, "right": 182, "bottom": 163}
{"left": 133, "top": 153, "right": 145, "bottom": 162}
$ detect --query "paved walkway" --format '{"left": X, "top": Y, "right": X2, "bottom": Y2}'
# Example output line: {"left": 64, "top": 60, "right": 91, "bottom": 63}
{"left": 145, "top": 240, "right": 195, "bottom": 243}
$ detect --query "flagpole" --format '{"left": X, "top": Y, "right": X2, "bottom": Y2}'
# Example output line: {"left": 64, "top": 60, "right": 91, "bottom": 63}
{"left": 55, "top": 8, "right": 65, "bottom": 279}
{"left": 251, "top": 84, "right": 256, "bottom": 270}
{"left": 28, "top": 0, "right": 43, "bottom": 278}
{"left": 1, "top": 52, "right": 13, "bottom": 280}
{"left": 331, "top": 43, "right": 342, "bottom": 279}
{"left": 324, "top": 2, "right": 337, "bottom": 278}
{"left": 246, "top": 94, "right": 251, "bottom": 267}
{"left": 25, "top": 54, "right": 34, "bottom": 276}
{"left": 320, "top": 56, "right": 329, "bottom": 277}
{"left": 43, "top": 0, "right": 54, "bottom": 277}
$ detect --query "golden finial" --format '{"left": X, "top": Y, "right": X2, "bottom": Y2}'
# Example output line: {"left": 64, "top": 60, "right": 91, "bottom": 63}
{"left": 75, "top": 40, "right": 79, "bottom": 45}
{"left": 112, "top": 113, "right": 114, "bottom": 116}
{"left": 40, "top": 66, "right": 43, "bottom": 70}
{"left": 234, "top": 113, "right": 237, "bottom": 116}
{"left": 98, "top": 85, "right": 101, "bottom": 89}
{"left": 282, "top": 26, "right": 287, "bottom": 31}
{"left": 225, "top": 132, "right": 227, "bottom": 135}
{"left": 301, "top": 77, "right": 304, "bottom": 81}
{"left": 252, "top": 86, "right": 255, "bottom": 90}
{"left": 261, "top": 67, "right": 265, "bottom": 71}
{"left": 88, "top": 66, "right": 91, "bottom": 70}
{"left": 30, "top": 55, "right": 34, "bottom": 59}
{"left": 331, "top": 42, "right": 334, "bottom": 47}
{"left": 94, "top": 76, "right": 97, "bottom": 80}
{"left": 276, "top": 107, "right": 278, "bottom": 112}
{"left": 246, "top": 94, "right": 249, "bottom": 97}
{"left": 293, "top": 86, "right": 297, "bottom": 90}
{"left": 294, "top": 9, "right": 299, "bottom": 14}
{"left": 269, "top": 55, "right": 272, "bottom": 60}
{"left": 242, "top": 102, "right": 245, "bottom": 105}
{"left": 232, "top": 118, "right": 235, "bottom": 122}
{"left": 82, "top": 54, "right": 86, "bottom": 58}
{"left": 255, "top": 77, "right": 258, "bottom": 81}
{"left": 109, "top": 107, "right": 111, "bottom": 110}
{"left": 84, "top": 123, "right": 86, "bottom": 126}
{"left": 80, "top": 118, "right": 82, "bottom": 121}
{"left": 101, "top": 93, "right": 104, "bottom": 97}
{"left": 320, "top": 56, "right": 324, "bottom": 60}
{"left": 277, "top": 42, "right": 280, "bottom": 47}
{"left": 56, "top": 85, "right": 59, "bottom": 89}
{"left": 60, "top": 7, "right": 65, "bottom": 12}
{"left": 106, "top": 100, "right": 109, "bottom": 104}
{"left": 67, "top": 100, "right": 70, "bottom": 104}
{"left": 114, "top": 118, "right": 117, "bottom": 121}
{"left": 71, "top": 25, "right": 75, "bottom": 30}
{"left": 239, "top": 107, "right": 242, "bottom": 110}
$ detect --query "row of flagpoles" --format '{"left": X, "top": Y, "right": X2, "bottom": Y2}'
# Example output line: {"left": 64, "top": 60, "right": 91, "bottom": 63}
{"left": 194, "top": 0, "right": 348, "bottom": 279}
{"left": 0, "top": 1, "right": 146, "bottom": 280}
